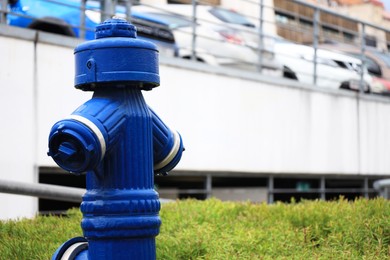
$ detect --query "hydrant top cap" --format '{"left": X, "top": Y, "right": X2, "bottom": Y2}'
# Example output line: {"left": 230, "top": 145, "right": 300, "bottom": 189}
{"left": 95, "top": 18, "right": 136, "bottom": 39}
{"left": 74, "top": 18, "right": 160, "bottom": 90}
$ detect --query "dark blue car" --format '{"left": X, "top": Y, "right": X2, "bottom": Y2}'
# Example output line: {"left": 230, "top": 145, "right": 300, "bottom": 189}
{"left": 4, "top": 0, "right": 178, "bottom": 56}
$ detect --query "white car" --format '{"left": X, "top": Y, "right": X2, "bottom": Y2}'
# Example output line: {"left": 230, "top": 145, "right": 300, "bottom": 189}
{"left": 156, "top": 4, "right": 273, "bottom": 53}
{"left": 273, "top": 40, "right": 373, "bottom": 92}
{"left": 131, "top": 5, "right": 279, "bottom": 72}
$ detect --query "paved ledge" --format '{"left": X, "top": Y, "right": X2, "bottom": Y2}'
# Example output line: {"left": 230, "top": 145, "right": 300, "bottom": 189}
{"left": 0, "top": 23, "right": 82, "bottom": 48}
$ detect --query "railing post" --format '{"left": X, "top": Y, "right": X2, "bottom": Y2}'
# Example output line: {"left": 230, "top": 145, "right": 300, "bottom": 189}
{"left": 257, "top": 0, "right": 264, "bottom": 72}
{"left": 313, "top": 6, "right": 320, "bottom": 86}
{"left": 205, "top": 174, "right": 212, "bottom": 199}
{"left": 364, "top": 177, "right": 369, "bottom": 199}
{"left": 268, "top": 175, "right": 274, "bottom": 204}
{"left": 0, "top": 0, "right": 8, "bottom": 24}
{"left": 124, "top": 0, "right": 133, "bottom": 21}
{"left": 101, "top": 0, "right": 114, "bottom": 22}
{"left": 191, "top": 0, "right": 197, "bottom": 61}
{"left": 79, "top": 0, "right": 86, "bottom": 39}
{"left": 320, "top": 176, "right": 326, "bottom": 200}
{"left": 359, "top": 22, "right": 366, "bottom": 93}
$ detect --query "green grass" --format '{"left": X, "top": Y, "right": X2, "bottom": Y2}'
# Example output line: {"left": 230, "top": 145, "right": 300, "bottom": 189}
{"left": 0, "top": 198, "right": 389, "bottom": 259}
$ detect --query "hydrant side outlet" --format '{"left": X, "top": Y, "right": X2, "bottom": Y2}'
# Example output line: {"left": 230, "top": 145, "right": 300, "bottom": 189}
{"left": 49, "top": 18, "right": 184, "bottom": 260}
{"left": 151, "top": 108, "right": 185, "bottom": 175}
{"left": 48, "top": 118, "right": 106, "bottom": 174}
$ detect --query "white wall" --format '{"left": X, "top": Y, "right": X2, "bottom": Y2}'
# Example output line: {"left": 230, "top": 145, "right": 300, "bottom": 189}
{"left": 360, "top": 100, "right": 390, "bottom": 174}
{"left": 0, "top": 36, "right": 37, "bottom": 219}
{"left": 0, "top": 31, "right": 91, "bottom": 219}
{"left": 1, "top": 29, "right": 390, "bottom": 218}
{"left": 144, "top": 65, "right": 362, "bottom": 174}
{"left": 36, "top": 43, "right": 92, "bottom": 167}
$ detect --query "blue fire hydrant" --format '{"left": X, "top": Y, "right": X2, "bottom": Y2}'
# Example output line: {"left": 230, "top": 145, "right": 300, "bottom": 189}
{"left": 48, "top": 19, "right": 184, "bottom": 260}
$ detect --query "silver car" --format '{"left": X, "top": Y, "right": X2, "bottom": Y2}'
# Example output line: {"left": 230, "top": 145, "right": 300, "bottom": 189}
{"left": 273, "top": 39, "right": 374, "bottom": 91}
{"left": 132, "top": 5, "right": 279, "bottom": 72}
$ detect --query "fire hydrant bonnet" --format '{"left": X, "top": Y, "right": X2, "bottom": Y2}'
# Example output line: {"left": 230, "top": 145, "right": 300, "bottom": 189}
{"left": 74, "top": 19, "right": 160, "bottom": 90}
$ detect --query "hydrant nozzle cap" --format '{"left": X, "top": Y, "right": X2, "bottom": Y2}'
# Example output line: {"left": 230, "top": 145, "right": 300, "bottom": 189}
{"left": 95, "top": 18, "right": 137, "bottom": 39}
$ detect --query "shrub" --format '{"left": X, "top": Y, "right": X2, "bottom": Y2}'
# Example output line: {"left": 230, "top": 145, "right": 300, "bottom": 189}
{"left": 0, "top": 198, "right": 388, "bottom": 259}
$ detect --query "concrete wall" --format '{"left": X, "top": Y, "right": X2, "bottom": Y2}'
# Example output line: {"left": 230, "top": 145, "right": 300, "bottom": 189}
{"left": 0, "top": 33, "right": 37, "bottom": 219}
{"left": 1, "top": 25, "right": 390, "bottom": 218}
{"left": 144, "top": 63, "right": 390, "bottom": 175}
{"left": 0, "top": 26, "right": 91, "bottom": 219}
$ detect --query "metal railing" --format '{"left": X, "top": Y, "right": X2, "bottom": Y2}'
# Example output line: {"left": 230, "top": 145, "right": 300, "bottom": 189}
{"left": 0, "top": 175, "right": 382, "bottom": 205}
{"left": 0, "top": 179, "right": 84, "bottom": 202}
{"left": 0, "top": 178, "right": 174, "bottom": 204}
{"left": 373, "top": 179, "right": 390, "bottom": 199}
{"left": 155, "top": 173, "right": 383, "bottom": 203}
{"left": 1, "top": 0, "right": 390, "bottom": 94}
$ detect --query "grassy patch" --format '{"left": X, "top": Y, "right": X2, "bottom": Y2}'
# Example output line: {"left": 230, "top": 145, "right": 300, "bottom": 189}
{"left": 0, "top": 198, "right": 389, "bottom": 259}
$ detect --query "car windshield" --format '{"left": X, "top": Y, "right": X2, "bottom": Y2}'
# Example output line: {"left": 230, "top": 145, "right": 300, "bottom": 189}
{"left": 209, "top": 8, "right": 255, "bottom": 27}
{"left": 141, "top": 12, "right": 192, "bottom": 29}
{"left": 345, "top": 52, "right": 382, "bottom": 76}
{"left": 371, "top": 51, "right": 390, "bottom": 68}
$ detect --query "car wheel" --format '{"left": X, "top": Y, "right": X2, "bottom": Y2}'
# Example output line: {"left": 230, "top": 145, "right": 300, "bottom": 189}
{"left": 29, "top": 18, "right": 75, "bottom": 37}
{"left": 283, "top": 66, "right": 298, "bottom": 80}
{"left": 182, "top": 56, "right": 205, "bottom": 63}
{"left": 340, "top": 81, "right": 370, "bottom": 93}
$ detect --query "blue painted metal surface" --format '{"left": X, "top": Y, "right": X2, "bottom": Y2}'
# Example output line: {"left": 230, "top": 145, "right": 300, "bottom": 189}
{"left": 74, "top": 19, "right": 159, "bottom": 90}
{"left": 49, "top": 18, "right": 184, "bottom": 260}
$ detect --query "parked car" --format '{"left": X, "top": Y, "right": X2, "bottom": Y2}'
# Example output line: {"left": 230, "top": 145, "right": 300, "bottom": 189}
{"left": 272, "top": 39, "right": 373, "bottom": 92}
{"left": 130, "top": 4, "right": 282, "bottom": 74}
{"left": 145, "top": 4, "right": 260, "bottom": 48}
{"left": 156, "top": 4, "right": 277, "bottom": 53}
{"left": 320, "top": 43, "right": 390, "bottom": 95}
{"left": 5, "top": 0, "right": 178, "bottom": 57}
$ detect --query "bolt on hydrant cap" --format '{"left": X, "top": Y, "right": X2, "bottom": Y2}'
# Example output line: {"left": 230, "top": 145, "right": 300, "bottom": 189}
{"left": 95, "top": 18, "right": 137, "bottom": 39}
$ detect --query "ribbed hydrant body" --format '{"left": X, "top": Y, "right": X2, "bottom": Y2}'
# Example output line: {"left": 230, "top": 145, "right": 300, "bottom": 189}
{"left": 48, "top": 19, "right": 184, "bottom": 260}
